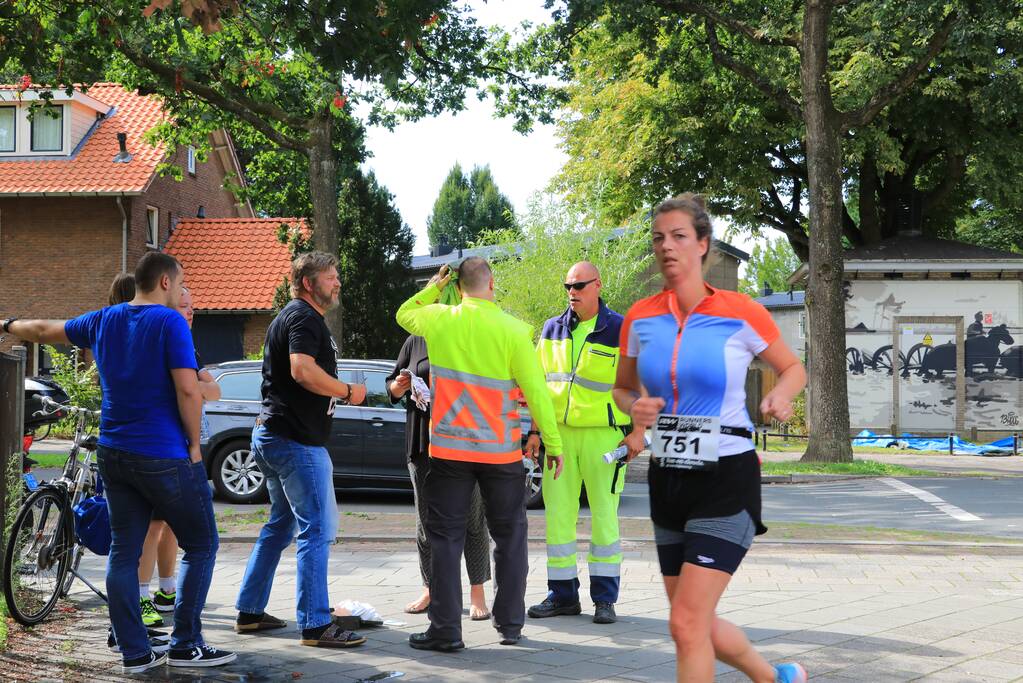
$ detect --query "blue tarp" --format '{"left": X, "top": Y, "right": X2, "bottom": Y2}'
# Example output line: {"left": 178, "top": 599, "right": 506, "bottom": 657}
{"left": 851, "top": 430, "right": 1015, "bottom": 456}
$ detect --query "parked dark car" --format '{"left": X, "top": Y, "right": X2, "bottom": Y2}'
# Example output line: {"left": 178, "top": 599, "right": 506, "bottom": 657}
{"left": 24, "top": 376, "right": 71, "bottom": 432}
{"left": 200, "top": 360, "right": 544, "bottom": 507}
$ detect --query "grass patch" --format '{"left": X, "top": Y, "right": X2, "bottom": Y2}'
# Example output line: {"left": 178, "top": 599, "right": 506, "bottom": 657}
{"left": 765, "top": 521, "right": 1022, "bottom": 544}
{"left": 26, "top": 453, "right": 69, "bottom": 469}
{"left": 762, "top": 441, "right": 949, "bottom": 455}
{"left": 0, "top": 595, "right": 8, "bottom": 651}
{"left": 761, "top": 460, "right": 937, "bottom": 477}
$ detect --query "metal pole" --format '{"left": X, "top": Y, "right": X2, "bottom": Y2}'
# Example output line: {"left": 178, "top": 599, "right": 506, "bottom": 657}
{"left": 1014, "top": 433, "right": 1019, "bottom": 456}
{"left": 948, "top": 432, "right": 954, "bottom": 456}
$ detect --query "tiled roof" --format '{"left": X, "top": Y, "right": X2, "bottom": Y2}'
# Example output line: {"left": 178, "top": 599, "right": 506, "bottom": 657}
{"left": 0, "top": 83, "right": 167, "bottom": 195}
{"left": 165, "top": 218, "right": 306, "bottom": 311}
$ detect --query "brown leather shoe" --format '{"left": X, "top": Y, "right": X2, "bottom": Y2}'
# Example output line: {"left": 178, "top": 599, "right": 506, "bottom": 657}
{"left": 300, "top": 624, "right": 367, "bottom": 648}
{"left": 235, "top": 612, "right": 288, "bottom": 633}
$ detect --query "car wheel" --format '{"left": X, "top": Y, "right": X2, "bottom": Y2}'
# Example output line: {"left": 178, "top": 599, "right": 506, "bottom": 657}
{"left": 212, "top": 440, "right": 268, "bottom": 504}
{"left": 524, "top": 454, "right": 544, "bottom": 509}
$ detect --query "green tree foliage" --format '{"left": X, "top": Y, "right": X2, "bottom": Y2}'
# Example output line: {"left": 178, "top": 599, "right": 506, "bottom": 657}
{"left": 233, "top": 121, "right": 415, "bottom": 360}
{"left": 476, "top": 196, "right": 654, "bottom": 337}
{"left": 739, "top": 237, "right": 803, "bottom": 297}
{"left": 427, "top": 163, "right": 515, "bottom": 249}
{"left": 3, "top": 0, "right": 499, "bottom": 341}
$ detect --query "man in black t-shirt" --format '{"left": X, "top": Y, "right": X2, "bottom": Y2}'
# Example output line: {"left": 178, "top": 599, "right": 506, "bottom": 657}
{"left": 234, "top": 251, "right": 368, "bottom": 648}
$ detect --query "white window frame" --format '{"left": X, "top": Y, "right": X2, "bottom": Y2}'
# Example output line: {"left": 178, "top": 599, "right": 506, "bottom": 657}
{"left": 187, "top": 145, "right": 196, "bottom": 175}
{"left": 0, "top": 106, "right": 15, "bottom": 153}
{"left": 798, "top": 312, "right": 807, "bottom": 339}
{"left": 146, "top": 206, "right": 160, "bottom": 248}
{"left": 29, "top": 104, "right": 64, "bottom": 152}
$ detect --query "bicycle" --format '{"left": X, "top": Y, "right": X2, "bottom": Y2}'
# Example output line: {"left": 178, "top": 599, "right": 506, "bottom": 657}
{"left": 2, "top": 397, "right": 108, "bottom": 626}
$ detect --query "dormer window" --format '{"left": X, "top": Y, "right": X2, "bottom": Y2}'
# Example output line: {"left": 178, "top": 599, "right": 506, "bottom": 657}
{"left": 0, "top": 107, "right": 14, "bottom": 152}
{"left": 30, "top": 106, "right": 63, "bottom": 151}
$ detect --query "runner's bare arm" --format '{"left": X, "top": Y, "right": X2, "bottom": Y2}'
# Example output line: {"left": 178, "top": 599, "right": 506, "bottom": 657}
{"left": 757, "top": 339, "right": 806, "bottom": 422}
{"left": 613, "top": 356, "right": 664, "bottom": 429}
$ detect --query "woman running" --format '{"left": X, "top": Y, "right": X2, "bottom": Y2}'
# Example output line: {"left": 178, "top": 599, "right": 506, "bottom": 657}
{"left": 614, "top": 194, "right": 808, "bottom": 683}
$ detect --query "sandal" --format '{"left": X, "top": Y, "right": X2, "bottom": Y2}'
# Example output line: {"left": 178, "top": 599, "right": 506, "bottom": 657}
{"left": 300, "top": 624, "right": 367, "bottom": 648}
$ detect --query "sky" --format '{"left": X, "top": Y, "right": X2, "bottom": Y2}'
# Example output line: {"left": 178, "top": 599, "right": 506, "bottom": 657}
{"left": 360, "top": 0, "right": 762, "bottom": 259}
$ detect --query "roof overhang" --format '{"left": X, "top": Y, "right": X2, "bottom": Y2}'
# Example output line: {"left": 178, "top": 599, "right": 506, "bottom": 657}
{"left": 195, "top": 308, "right": 271, "bottom": 314}
{"left": 844, "top": 259, "right": 1023, "bottom": 273}
{"left": 0, "top": 190, "right": 144, "bottom": 197}
{"left": 0, "top": 88, "right": 112, "bottom": 116}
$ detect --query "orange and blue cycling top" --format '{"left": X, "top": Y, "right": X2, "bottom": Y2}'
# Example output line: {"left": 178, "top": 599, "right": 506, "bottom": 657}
{"left": 620, "top": 284, "right": 780, "bottom": 457}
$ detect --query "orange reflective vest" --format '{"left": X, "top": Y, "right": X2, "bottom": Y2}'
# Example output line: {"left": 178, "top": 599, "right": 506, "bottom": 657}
{"left": 396, "top": 283, "right": 563, "bottom": 463}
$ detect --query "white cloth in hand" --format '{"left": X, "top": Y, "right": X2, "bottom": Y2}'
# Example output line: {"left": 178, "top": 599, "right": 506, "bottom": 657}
{"left": 409, "top": 372, "right": 431, "bottom": 411}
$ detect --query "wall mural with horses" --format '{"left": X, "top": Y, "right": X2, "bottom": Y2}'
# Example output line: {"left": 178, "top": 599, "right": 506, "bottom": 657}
{"left": 844, "top": 280, "right": 1023, "bottom": 433}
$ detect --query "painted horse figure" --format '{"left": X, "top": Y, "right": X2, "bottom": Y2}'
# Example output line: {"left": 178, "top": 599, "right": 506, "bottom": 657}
{"left": 919, "top": 324, "right": 1015, "bottom": 378}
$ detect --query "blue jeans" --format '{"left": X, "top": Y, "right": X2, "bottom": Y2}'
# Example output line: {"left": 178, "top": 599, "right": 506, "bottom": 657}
{"left": 97, "top": 447, "right": 219, "bottom": 660}
{"left": 235, "top": 425, "right": 338, "bottom": 631}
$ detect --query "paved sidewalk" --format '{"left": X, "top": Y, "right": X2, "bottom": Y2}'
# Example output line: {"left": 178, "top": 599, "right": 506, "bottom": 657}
{"left": 762, "top": 450, "right": 1023, "bottom": 477}
{"left": 4, "top": 539, "right": 1023, "bottom": 682}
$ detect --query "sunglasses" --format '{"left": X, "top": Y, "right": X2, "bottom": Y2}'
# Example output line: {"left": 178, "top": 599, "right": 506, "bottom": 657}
{"left": 564, "top": 278, "right": 597, "bottom": 291}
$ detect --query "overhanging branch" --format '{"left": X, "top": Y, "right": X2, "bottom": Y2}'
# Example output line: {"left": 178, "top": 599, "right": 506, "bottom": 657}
{"left": 705, "top": 20, "right": 802, "bottom": 120}
{"left": 117, "top": 43, "right": 309, "bottom": 155}
{"left": 652, "top": 0, "right": 800, "bottom": 49}
{"left": 839, "top": 12, "right": 958, "bottom": 131}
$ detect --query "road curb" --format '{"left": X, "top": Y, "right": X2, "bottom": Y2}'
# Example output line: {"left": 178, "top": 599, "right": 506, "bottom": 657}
{"left": 761, "top": 474, "right": 871, "bottom": 484}
{"left": 215, "top": 534, "right": 1023, "bottom": 549}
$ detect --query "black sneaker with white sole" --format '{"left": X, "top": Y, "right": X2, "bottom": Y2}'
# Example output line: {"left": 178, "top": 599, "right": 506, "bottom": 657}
{"left": 121, "top": 651, "right": 168, "bottom": 674}
{"left": 108, "top": 627, "right": 171, "bottom": 654}
{"left": 168, "top": 644, "right": 238, "bottom": 668}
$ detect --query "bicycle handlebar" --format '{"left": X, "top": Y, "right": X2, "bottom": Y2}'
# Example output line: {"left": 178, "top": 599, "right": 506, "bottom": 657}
{"left": 37, "top": 396, "right": 101, "bottom": 419}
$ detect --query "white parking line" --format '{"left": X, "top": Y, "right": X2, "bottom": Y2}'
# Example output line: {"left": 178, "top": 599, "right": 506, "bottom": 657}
{"left": 880, "top": 478, "right": 982, "bottom": 522}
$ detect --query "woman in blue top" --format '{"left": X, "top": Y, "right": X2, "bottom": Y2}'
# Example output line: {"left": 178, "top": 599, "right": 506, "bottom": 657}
{"left": 614, "top": 194, "right": 807, "bottom": 683}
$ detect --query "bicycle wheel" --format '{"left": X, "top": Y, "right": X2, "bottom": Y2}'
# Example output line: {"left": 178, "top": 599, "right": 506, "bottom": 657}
{"left": 2, "top": 487, "right": 72, "bottom": 626}
{"left": 59, "top": 542, "right": 84, "bottom": 598}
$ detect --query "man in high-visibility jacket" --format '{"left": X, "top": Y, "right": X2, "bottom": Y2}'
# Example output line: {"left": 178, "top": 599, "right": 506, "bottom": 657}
{"left": 396, "top": 258, "right": 564, "bottom": 652}
{"left": 529, "top": 261, "right": 646, "bottom": 625}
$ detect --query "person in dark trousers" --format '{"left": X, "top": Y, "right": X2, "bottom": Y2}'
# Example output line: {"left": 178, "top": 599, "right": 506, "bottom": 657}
{"left": 396, "top": 259, "right": 565, "bottom": 652}
{"left": 387, "top": 335, "right": 493, "bottom": 619}
{"left": 234, "top": 251, "right": 369, "bottom": 648}
{"left": 3, "top": 253, "right": 235, "bottom": 674}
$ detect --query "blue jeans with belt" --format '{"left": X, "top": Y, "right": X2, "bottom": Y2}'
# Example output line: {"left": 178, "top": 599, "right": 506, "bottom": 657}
{"left": 235, "top": 425, "right": 339, "bottom": 631}
{"left": 97, "top": 446, "right": 219, "bottom": 660}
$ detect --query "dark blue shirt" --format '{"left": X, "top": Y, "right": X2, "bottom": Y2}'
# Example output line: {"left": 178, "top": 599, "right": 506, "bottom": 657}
{"left": 65, "top": 303, "right": 198, "bottom": 459}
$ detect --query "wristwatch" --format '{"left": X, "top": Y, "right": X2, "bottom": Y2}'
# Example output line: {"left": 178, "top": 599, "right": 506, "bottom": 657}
{"left": 2, "top": 318, "right": 16, "bottom": 333}
{"left": 527, "top": 429, "right": 541, "bottom": 437}
{"left": 338, "top": 382, "right": 352, "bottom": 405}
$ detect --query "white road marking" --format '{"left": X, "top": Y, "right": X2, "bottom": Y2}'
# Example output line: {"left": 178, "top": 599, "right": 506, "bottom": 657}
{"left": 879, "top": 478, "right": 982, "bottom": 522}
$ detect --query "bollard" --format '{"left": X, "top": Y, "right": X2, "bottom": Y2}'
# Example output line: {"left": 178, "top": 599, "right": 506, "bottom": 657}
{"left": 763, "top": 428, "right": 769, "bottom": 453}
{"left": 1015, "top": 433, "right": 1020, "bottom": 456}
{"left": 948, "top": 432, "right": 954, "bottom": 456}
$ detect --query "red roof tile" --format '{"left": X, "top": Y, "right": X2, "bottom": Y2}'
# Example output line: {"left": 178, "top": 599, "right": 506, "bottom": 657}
{"left": 0, "top": 83, "right": 167, "bottom": 195}
{"left": 165, "top": 217, "right": 306, "bottom": 311}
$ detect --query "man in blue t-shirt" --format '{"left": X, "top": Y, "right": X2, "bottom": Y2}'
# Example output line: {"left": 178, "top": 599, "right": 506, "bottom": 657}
{"left": 3, "top": 252, "right": 235, "bottom": 674}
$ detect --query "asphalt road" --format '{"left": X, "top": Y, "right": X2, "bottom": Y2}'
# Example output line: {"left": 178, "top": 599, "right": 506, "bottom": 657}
{"left": 30, "top": 466, "right": 1023, "bottom": 539}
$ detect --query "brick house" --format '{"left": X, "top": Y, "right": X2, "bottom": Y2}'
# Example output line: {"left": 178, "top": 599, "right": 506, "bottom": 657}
{"left": 164, "top": 217, "right": 306, "bottom": 364}
{"left": 0, "top": 83, "right": 253, "bottom": 372}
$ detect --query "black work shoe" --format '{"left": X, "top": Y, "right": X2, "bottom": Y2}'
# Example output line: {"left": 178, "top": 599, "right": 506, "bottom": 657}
{"left": 528, "top": 597, "right": 582, "bottom": 618}
{"left": 499, "top": 632, "right": 521, "bottom": 646}
{"left": 168, "top": 644, "right": 238, "bottom": 667}
{"left": 122, "top": 651, "right": 167, "bottom": 674}
{"left": 108, "top": 627, "right": 171, "bottom": 653}
{"left": 409, "top": 632, "right": 465, "bottom": 652}
{"left": 593, "top": 602, "right": 617, "bottom": 624}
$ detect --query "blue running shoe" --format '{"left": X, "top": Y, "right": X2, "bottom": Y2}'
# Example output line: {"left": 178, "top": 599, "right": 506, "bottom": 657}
{"left": 775, "top": 663, "right": 807, "bottom": 683}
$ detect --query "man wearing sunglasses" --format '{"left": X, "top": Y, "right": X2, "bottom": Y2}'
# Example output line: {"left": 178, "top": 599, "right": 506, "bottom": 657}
{"left": 530, "top": 262, "right": 646, "bottom": 625}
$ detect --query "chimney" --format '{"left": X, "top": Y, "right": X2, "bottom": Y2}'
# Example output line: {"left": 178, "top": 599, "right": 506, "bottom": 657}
{"left": 762, "top": 283, "right": 774, "bottom": 297}
{"left": 430, "top": 238, "right": 454, "bottom": 258}
{"left": 112, "top": 132, "right": 132, "bottom": 163}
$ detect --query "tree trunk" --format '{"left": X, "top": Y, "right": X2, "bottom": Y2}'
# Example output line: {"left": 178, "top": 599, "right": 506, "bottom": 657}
{"left": 799, "top": 0, "right": 853, "bottom": 463}
{"left": 307, "top": 111, "right": 345, "bottom": 347}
